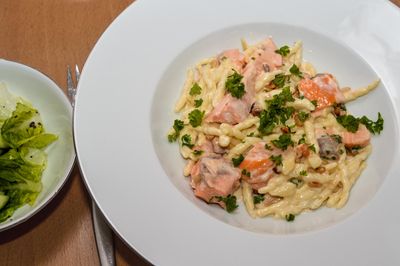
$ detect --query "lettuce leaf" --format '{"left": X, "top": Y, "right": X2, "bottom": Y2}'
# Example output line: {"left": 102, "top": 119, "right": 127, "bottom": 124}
{"left": 1, "top": 103, "right": 44, "bottom": 148}
{"left": 0, "top": 85, "right": 57, "bottom": 222}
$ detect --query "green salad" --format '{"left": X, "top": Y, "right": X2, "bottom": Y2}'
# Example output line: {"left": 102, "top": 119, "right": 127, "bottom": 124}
{"left": 0, "top": 83, "right": 57, "bottom": 222}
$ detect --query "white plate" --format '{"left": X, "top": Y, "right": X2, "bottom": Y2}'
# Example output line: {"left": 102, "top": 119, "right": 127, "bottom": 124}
{"left": 74, "top": 0, "right": 400, "bottom": 265}
{"left": 0, "top": 59, "right": 75, "bottom": 231}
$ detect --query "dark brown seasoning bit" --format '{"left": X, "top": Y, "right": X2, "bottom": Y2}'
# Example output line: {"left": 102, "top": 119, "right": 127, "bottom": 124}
{"left": 333, "top": 103, "right": 347, "bottom": 117}
{"left": 295, "top": 143, "right": 310, "bottom": 160}
{"left": 308, "top": 181, "right": 322, "bottom": 188}
{"left": 262, "top": 63, "right": 270, "bottom": 72}
{"left": 250, "top": 102, "right": 262, "bottom": 116}
{"left": 280, "top": 126, "right": 289, "bottom": 133}
{"left": 292, "top": 89, "right": 300, "bottom": 98}
{"left": 315, "top": 166, "right": 326, "bottom": 173}
{"left": 332, "top": 182, "right": 343, "bottom": 193}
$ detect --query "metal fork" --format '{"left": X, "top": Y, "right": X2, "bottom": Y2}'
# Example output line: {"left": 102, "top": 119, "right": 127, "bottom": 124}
{"left": 67, "top": 65, "right": 116, "bottom": 266}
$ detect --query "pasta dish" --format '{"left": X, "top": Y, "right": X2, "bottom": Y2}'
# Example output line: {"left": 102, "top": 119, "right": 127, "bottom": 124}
{"left": 167, "top": 37, "right": 383, "bottom": 221}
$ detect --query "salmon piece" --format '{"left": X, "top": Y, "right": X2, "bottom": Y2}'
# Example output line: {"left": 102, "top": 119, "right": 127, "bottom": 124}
{"left": 219, "top": 49, "right": 246, "bottom": 72}
{"left": 342, "top": 124, "right": 371, "bottom": 147}
{"left": 239, "top": 142, "right": 277, "bottom": 190}
{"left": 248, "top": 38, "right": 283, "bottom": 73}
{"left": 190, "top": 156, "right": 241, "bottom": 208}
{"left": 205, "top": 94, "right": 250, "bottom": 124}
{"left": 298, "top": 73, "right": 345, "bottom": 110}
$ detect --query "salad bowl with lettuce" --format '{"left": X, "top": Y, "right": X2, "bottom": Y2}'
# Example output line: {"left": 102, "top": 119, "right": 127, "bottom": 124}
{"left": 0, "top": 60, "right": 75, "bottom": 231}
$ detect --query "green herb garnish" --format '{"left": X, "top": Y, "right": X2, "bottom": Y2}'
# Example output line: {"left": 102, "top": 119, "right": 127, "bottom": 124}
{"left": 289, "top": 64, "right": 303, "bottom": 77}
{"left": 188, "top": 109, "right": 205, "bottom": 128}
{"left": 311, "top": 100, "right": 318, "bottom": 107}
{"left": 336, "top": 114, "right": 359, "bottom": 133}
{"left": 275, "top": 45, "right": 290, "bottom": 56}
{"left": 265, "top": 143, "right": 273, "bottom": 150}
{"left": 359, "top": 113, "right": 384, "bottom": 134}
{"left": 253, "top": 194, "right": 265, "bottom": 204}
{"left": 289, "top": 177, "right": 303, "bottom": 187}
{"left": 181, "top": 134, "right": 194, "bottom": 148}
{"left": 167, "top": 119, "right": 184, "bottom": 142}
{"left": 297, "top": 111, "right": 310, "bottom": 122}
{"left": 272, "top": 134, "right": 294, "bottom": 151}
{"left": 215, "top": 195, "right": 238, "bottom": 213}
{"left": 299, "top": 170, "right": 308, "bottom": 176}
{"left": 270, "top": 154, "right": 283, "bottom": 166}
{"left": 272, "top": 74, "right": 289, "bottom": 88}
{"left": 241, "top": 169, "right": 251, "bottom": 177}
{"left": 189, "top": 83, "right": 202, "bottom": 96}
{"left": 285, "top": 213, "right": 295, "bottom": 222}
{"left": 258, "top": 87, "right": 295, "bottom": 135}
{"left": 232, "top": 154, "right": 244, "bottom": 167}
{"left": 225, "top": 70, "right": 245, "bottom": 99}
{"left": 308, "top": 144, "right": 316, "bottom": 153}
{"left": 298, "top": 134, "right": 306, "bottom": 144}
{"left": 194, "top": 98, "right": 203, "bottom": 108}
{"left": 192, "top": 150, "right": 204, "bottom": 156}
{"left": 337, "top": 113, "right": 383, "bottom": 134}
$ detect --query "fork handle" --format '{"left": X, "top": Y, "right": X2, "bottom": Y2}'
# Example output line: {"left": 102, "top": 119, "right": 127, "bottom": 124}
{"left": 92, "top": 201, "right": 116, "bottom": 266}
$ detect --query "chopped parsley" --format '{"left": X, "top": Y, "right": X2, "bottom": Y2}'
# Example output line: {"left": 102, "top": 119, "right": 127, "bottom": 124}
{"left": 258, "top": 87, "right": 295, "bottom": 135}
{"left": 215, "top": 195, "right": 238, "bottom": 213}
{"left": 337, "top": 113, "right": 383, "bottom": 134}
{"left": 336, "top": 114, "right": 359, "bottom": 133}
{"left": 272, "top": 74, "right": 289, "bottom": 88}
{"left": 247, "top": 132, "right": 255, "bottom": 137}
{"left": 232, "top": 154, "right": 244, "bottom": 167}
{"left": 285, "top": 213, "right": 295, "bottom": 222}
{"left": 189, "top": 83, "right": 202, "bottom": 96}
{"left": 167, "top": 119, "right": 184, "bottom": 142}
{"left": 225, "top": 70, "right": 245, "bottom": 99}
{"left": 192, "top": 150, "right": 204, "bottom": 156}
{"left": 289, "top": 64, "right": 303, "bottom": 77}
{"left": 275, "top": 45, "right": 290, "bottom": 56}
{"left": 264, "top": 143, "right": 273, "bottom": 150}
{"left": 253, "top": 194, "right": 265, "bottom": 204}
{"left": 311, "top": 100, "right": 318, "bottom": 108}
{"left": 360, "top": 112, "right": 384, "bottom": 134}
{"left": 308, "top": 144, "right": 316, "bottom": 153}
{"left": 272, "top": 134, "right": 294, "bottom": 150}
{"left": 298, "top": 134, "right": 306, "bottom": 144}
{"left": 331, "top": 134, "right": 342, "bottom": 143}
{"left": 188, "top": 109, "right": 205, "bottom": 128}
{"left": 297, "top": 111, "right": 310, "bottom": 122}
{"left": 299, "top": 170, "right": 308, "bottom": 176}
{"left": 241, "top": 169, "right": 251, "bottom": 177}
{"left": 289, "top": 177, "right": 303, "bottom": 187}
{"left": 194, "top": 98, "right": 203, "bottom": 108}
{"left": 270, "top": 154, "right": 283, "bottom": 166}
{"left": 181, "top": 134, "right": 194, "bottom": 148}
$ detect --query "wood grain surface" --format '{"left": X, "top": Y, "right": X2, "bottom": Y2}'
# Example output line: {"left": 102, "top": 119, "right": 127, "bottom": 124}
{"left": 0, "top": 1, "right": 148, "bottom": 265}
{"left": 0, "top": 1, "right": 398, "bottom": 266}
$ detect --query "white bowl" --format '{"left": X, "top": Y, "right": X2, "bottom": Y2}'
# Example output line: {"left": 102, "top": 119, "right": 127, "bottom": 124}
{"left": 0, "top": 59, "right": 75, "bottom": 231}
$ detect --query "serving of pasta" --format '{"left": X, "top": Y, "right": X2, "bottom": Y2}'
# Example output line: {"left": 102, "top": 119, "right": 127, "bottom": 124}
{"left": 167, "top": 37, "right": 383, "bottom": 221}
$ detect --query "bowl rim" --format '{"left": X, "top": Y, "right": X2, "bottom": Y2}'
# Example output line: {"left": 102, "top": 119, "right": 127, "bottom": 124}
{"left": 0, "top": 58, "right": 76, "bottom": 232}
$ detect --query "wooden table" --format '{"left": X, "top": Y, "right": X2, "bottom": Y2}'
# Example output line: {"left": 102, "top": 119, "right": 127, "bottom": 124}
{"left": 0, "top": 1, "right": 148, "bottom": 265}
{"left": 0, "top": 1, "right": 398, "bottom": 265}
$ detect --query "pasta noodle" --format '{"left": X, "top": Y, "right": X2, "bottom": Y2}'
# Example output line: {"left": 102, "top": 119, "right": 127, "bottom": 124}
{"left": 168, "top": 37, "right": 383, "bottom": 221}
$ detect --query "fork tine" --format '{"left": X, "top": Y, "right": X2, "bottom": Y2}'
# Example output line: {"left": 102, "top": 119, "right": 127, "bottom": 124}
{"left": 67, "top": 65, "right": 76, "bottom": 107}
{"left": 75, "top": 64, "right": 80, "bottom": 84}
{"left": 67, "top": 65, "right": 74, "bottom": 90}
